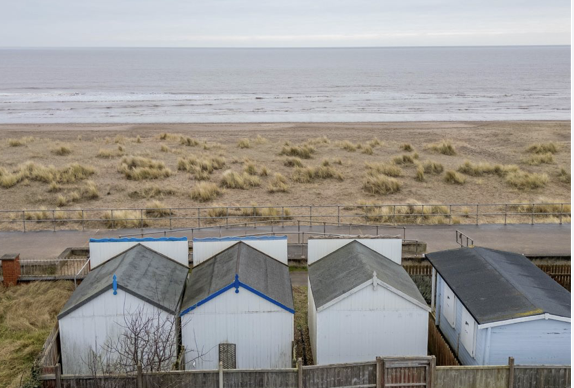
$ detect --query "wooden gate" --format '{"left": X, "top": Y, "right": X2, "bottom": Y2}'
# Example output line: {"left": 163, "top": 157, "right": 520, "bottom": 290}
{"left": 377, "top": 356, "right": 435, "bottom": 388}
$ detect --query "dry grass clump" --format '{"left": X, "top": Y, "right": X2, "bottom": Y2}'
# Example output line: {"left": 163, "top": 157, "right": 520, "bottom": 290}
{"left": 237, "top": 138, "right": 251, "bottom": 149}
{"left": 243, "top": 162, "right": 259, "bottom": 176}
{"left": 509, "top": 200, "right": 571, "bottom": 215}
{"left": 177, "top": 155, "right": 226, "bottom": 174}
{"left": 421, "top": 160, "right": 444, "bottom": 174}
{"left": 338, "top": 140, "right": 358, "bottom": 152}
{"left": 180, "top": 136, "right": 200, "bottom": 147}
{"left": 118, "top": 156, "right": 172, "bottom": 180}
{"left": 292, "top": 166, "right": 343, "bottom": 183}
{"left": 505, "top": 171, "right": 548, "bottom": 190}
{"left": 81, "top": 180, "right": 99, "bottom": 199}
{"left": 206, "top": 204, "right": 227, "bottom": 218}
{"left": 368, "top": 137, "right": 383, "bottom": 148}
{"left": 0, "top": 162, "right": 96, "bottom": 188}
{"left": 0, "top": 281, "right": 74, "bottom": 387}
{"left": 254, "top": 135, "right": 268, "bottom": 145}
{"left": 259, "top": 166, "right": 269, "bottom": 177}
{"left": 358, "top": 200, "right": 452, "bottom": 224}
{"left": 305, "top": 136, "right": 331, "bottom": 146}
{"left": 268, "top": 173, "right": 289, "bottom": 193}
{"left": 527, "top": 142, "right": 559, "bottom": 154}
{"left": 365, "top": 162, "right": 403, "bottom": 177}
{"left": 97, "top": 148, "right": 115, "bottom": 158}
{"left": 284, "top": 157, "right": 304, "bottom": 168}
{"left": 127, "top": 185, "right": 177, "bottom": 199}
{"left": 114, "top": 135, "right": 126, "bottom": 144}
{"left": 427, "top": 140, "right": 457, "bottom": 155}
{"left": 135, "top": 135, "right": 142, "bottom": 143}
{"left": 457, "top": 160, "right": 519, "bottom": 177}
{"left": 103, "top": 210, "right": 149, "bottom": 228}
{"left": 400, "top": 143, "right": 414, "bottom": 152}
{"left": 393, "top": 154, "right": 416, "bottom": 165}
{"left": 220, "top": 170, "right": 261, "bottom": 189}
{"left": 144, "top": 200, "right": 173, "bottom": 217}
{"left": 159, "top": 132, "right": 181, "bottom": 141}
{"left": 362, "top": 174, "right": 401, "bottom": 195}
{"left": 55, "top": 181, "right": 99, "bottom": 207}
{"left": 280, "top": 144, "right": 316, "bottom": 159}
{"left": 259, "top": 207, "right": 293, "bottom": 221}
{"left": 160, "top": 144, "right": 170, "bottom": 153}
{"left": 415, "top": 165, "right": 425, "bottom": 182}
{"left": 523, "top": 153, "right": 554, "bottom": 166}
{"left": 7, "top": 136, "right": 34, "bottom": 147}
{"left": 558, "top": 167, "right": 571, "bottom": 184}
{"left": 361, "top": 146, "right": 373, "bottom": 155}
{"left": 444, "top": 170, "right": 466, "bottom": 185}
{"left": 51, "top": 144, "right": 72, "bottom": 156}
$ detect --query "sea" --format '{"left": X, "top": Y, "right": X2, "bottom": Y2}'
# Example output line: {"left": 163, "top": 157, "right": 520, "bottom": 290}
{"left": 0, "top": 46, "right": 570, "bottom": 123}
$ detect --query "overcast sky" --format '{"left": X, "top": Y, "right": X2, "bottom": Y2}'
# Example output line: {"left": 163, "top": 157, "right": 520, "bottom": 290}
{"left": 1, "top": 0, "right": 570, "bottom": 47}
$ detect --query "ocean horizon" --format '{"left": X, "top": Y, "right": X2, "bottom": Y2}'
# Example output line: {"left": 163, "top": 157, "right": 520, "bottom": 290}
{"left": 0, "top": 46, "right": 570, "bottom": 123}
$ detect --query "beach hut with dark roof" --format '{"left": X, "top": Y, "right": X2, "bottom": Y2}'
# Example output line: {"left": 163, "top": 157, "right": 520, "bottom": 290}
{"left": 308, "top": 240, "right": 430, "bottom": 365}
{"left": 180, "top": 241, "right": 294, "bottom": 370}
{"left": 58, "top": 244, "right": 188, "bottom": 374}
{"left": 427, "top": 247, "right": 571, "bottom": 365}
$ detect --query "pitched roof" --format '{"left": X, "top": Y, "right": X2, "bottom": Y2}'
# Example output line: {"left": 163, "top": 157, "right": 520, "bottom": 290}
{"left": 180, "top": 242, "right": 294, "bottom": 315}
{"left": 58, "top": 244, "right": 188, "bottom": 319}
{"left": 308, "top": 241, "right": 428, "bottom": 309}
{"left": 426, "top": 247, "right": 571, "bottom": 324}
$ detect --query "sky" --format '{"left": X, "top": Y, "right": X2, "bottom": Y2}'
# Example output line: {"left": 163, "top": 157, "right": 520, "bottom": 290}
{"left": 1, "top": 0, "right": 570, "bottom": 47}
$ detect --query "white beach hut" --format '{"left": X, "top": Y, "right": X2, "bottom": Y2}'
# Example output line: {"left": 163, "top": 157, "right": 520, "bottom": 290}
{"left": 180, "top": 241, "right": 294, "bottom": 370}
{"left": 308, "top": 239, "right": 429, "bottom": 365}
{"left": 58, "top": 244, "right": 188, "bottom": 374}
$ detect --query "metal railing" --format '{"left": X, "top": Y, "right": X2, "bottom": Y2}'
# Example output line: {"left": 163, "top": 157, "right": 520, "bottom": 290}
{"left": 455, "top": 230, "right": 474, "bottom": 247}
{"left": 0, "top": 202, "right": 569, "bottom": 232}
{"left": 19, "top": 258, "right": 89, "bottom": 279}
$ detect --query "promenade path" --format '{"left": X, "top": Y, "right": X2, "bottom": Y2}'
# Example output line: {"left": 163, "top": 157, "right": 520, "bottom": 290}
{"left": 0, "top": 223, "right": 570, "bottom": 261}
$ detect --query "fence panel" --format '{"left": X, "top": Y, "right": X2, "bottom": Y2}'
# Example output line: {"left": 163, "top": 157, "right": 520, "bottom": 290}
{"left": 428, "top": 316, "right": 459, "bottom": 366}
{"left": 303, "top": 361, "right": 376, "bottom": 388}
{"left": 514, "top": 366, "right": 571, "bottom": 388}
{"left": 435, "top": 366, "right": 508, "bottom": 388}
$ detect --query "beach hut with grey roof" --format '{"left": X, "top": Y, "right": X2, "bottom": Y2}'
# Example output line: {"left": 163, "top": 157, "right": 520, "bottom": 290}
{"left": 180, "top": 240, "right": 294, "bottom": 370}
{"left": 427, "top": 246, "right": 571, "bottom": 365}
{"left": 57, "top": 243, "right": 188, "bottom": 374}
{"left": 308, "top": 240, "right": 430, "bottom": 365}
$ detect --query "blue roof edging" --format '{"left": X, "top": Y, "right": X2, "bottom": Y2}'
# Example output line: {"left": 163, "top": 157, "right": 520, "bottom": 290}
{"left": 90, "top": 237, "right": 188, "bottom": 243}
{"left": 180, "top": 274, "right": 294, "bottom": 317}
{"left": 193, "top": 235, "right": 287, "bottom": 242}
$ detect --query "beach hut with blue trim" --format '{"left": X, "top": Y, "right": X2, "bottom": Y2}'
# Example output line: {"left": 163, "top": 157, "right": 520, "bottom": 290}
{"left": 57, "top": 239, "right": 189, "bottom": 374}
{"left": 181, "top": 237, "right": 294, "bottom": 370}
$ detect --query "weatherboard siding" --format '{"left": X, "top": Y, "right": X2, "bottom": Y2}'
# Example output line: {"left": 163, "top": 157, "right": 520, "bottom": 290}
{"left": 314, "top": 283, "right": 428, "bottom": 365}
{"left": 436, "top": 274, "right": 486, "bottom": 366}
{"left": 307, "top": 238, "right": 402, "bottom": 265}
{"left": 59, "top": 290, "right": 176, "bottom": 375}
{"left": 89, "top": 240, "right": 189, "bottom": 268}
{"left": 488, "top": 319, "right": 571, "bottom": 365}
{"left": 181, "top": 287, "right": 294, "bottom": 370}
{"left": 192, "top": 237, "right": 288, "bottom": 266}
{"left": 308, "top": 279, "right": 318, "bottom": 363}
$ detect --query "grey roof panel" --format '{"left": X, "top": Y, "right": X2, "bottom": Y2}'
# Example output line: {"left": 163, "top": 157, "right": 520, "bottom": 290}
{"left": 308, "top": 241, "right": 427, "bottom": 309}
{"left": 181, "top": 242, "right": 293, "bottom": 313}
{"left": 426, "top": 247, "right": 571, "bottom": 324}
{"left": 58, "top": 244, "right": 188, "bottom": 319}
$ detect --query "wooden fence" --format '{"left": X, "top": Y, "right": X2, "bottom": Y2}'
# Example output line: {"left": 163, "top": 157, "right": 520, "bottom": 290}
{"left": 428, "top": 315, "right": 460, "bottom": 366}
{"left": 40, "top": 358, "right": 571, "bottom": 388}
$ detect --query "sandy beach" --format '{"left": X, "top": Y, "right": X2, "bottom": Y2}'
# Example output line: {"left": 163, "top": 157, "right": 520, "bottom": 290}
{"left": 0, "top": 121, "right": 570, "bottom": 212}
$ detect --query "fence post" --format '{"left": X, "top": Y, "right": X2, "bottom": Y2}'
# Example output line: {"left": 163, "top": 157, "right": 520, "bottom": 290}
{"left": 219, "top": 361, "right": 224, "bottom": 388}
{"left": 449, "top": 205, "right": 452, "bottom": 225}
{"left": 226, "top": 207, "right": 229, "bottom": 228}
{"left": 55, "top": 362, "right": 61, "bottom": 388}
{"left": 22, "top": 210, "right": 26, "bottom": 232}
{"left": 82, "top": 210, "right": 85, "bottom": 231}
{"left": 309, "top": 206, "right": 312, "bottom": 227}
{"left": 282, "top": 207, "right": 285, "bottom": 228}
{"left": 197, "top": 208, "right": 201, "bottom": 228}
{"left": 136, "top": 363, "right": 143, "bottom": 388}
{"left": 393, "top": 205, "right": 396, "bottom": 226}
{"left": 375, "top": 357, "right": 382, "bottom": 388}
{"left": 297, "top": 358, "right": 303, "bottom": 388}
{"left": 531, "top": 204, "right": 534, "bottom": 225}
{"left": 504, "top": 204, "right": 508, "bottom": 225}
{"left": 560, "top": 203, "right": 563, "bottom": 225}
{"left": 476, "top": 204, "right": 479, "bottom": 225}
{"left": 169, "top": 209, "right": 172, "bottom": 230}
{"left": 429, "top": 356, "right": 436, "bottom": 388}
{"left": 508, "top": 357, "right": 515, "bottom": 388}
{"left": 337, "top": 205, "right": 340, "bottom": 226}
{"left": 52, "top": 210, "right": 56, "bottom": 232}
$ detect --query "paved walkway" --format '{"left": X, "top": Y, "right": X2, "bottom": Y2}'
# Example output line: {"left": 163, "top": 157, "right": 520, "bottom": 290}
{"left": 0, "top": 223, "right": 569, "bottom": 260}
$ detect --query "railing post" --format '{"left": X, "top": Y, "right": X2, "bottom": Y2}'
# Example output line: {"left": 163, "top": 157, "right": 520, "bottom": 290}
{"left": 476, "top": 204, "right": 479, "bottom": 225}
{"left": 22, "top": 210, "right": 26, "bottom": 233}
{"left": 337, "top": 205, "right": 340, "bottom": 226}
{"left": 393, "top": 205, "right": 396, "bottom": 226}
{"left": 169, "top": 209, "right": 172, "bottom": 230}
{"left": 504, "top": 204, "right": 508, "bottom": 225}
{"left": 219, "top": 361, "right": 224, "bottom": 388}
{"left": 52, "top": 210, "right": 56, "bottom": 232}
{"left": 111, "top": 209, "right": 115, "bottom": 229}
{"left": 560, "top": 203, "right": 563, "bottom": 225}
{"left": 282, "top": 206, "right": 285, "bottom": 228}
{"left": 297, "top": 358, "right": 303, "bottom": 388}
{"left": 140, "top": 209, "right": 143, "bottom": 228}
{"left": 82, "top": 210, "right": 85, "bottom": 231}
{"left": 508, "top": 357, "right": 515, "bottom": 388}
{"left": 226, "top": 207, "right": 229, "bottom": 228}
{"left": 323, "top": 222, "right": 326, "bottom": 234}
{"left": 309, "top": 206, "right": 312, "bottom": 227}
{"left": 531, "top": 203, "right": 534, "bottom": 225}
{"left": 55, "top": 362, "right": 61, "bottom": 388}
{"left": 449, "top": 205, "right": 452, "bottom": 225}
{"left": 197, "top": 208, "right": 201, "bottom": 228}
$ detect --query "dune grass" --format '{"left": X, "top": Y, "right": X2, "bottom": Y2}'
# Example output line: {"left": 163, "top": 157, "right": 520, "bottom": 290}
{"left": 415, "top": 165, "right": 425, "bottom": 182}
{"left": 0, "top": 281, "right": 75, "bottom": 388}
{"left": 159, "top": 132, "right": 181, "bottom": 141}
{"left": 421, "top": 160, "right": 444, "bottom": 174}
{"left": 527, "top": 142, "right": 559, "bottom": 154}
{"left": 127, "top": 185, "right": 177, "bottom": 199}
{"left": 505, "top": 171, "right": 548, "bottom": 190}
{"left": 305, "top": 136, "right": 330, "bottom": 146}
{"left": 361, "top": 146, "right": 373, "bottom": 155}
{"left": 284, "top": 157, "right": 304, "bottom": 168}
{"left": 160, "top": 144, "right": 170, "bottom": 153}
{"left": 558, "top": 167, "right": 571, "bottom": 184}
{"left": 268, "top": 173, "right": 289, "bottom": 193}
{"left": 279, "top": 144, "right": 316, "bottom": 159}
{"left": 243, "top": 162, "right": 259, "bottom": 176}
{"left": 292, "top": 166, "right": 343, "bottom": 183}
{"left": 118, "top": 156, "right": 172, "bottom": 180}
{"left": 179, "top": 136, "right": 200, "bottom": 147}
{"left": 144, "top": 200, "right": 174, "bottom": 217}
{"left": 254, "top": 135, "right": 268, "bottom": 145}
{"left": 220, "top": 170, "right": 261, "bottom": 189}
{"left": 237, "top": 138, "right": 251, "bottom": 149}
{"left": 338, "top": 140, "right": 358, "bottom": 152}
{"left": 177, "top": 155, "right": 226, "bottom": 176}
{"left": 0, "top": 162, "right": 96, "bottom": 188}
{"left": 444, "top": 170, "right": 466, "bottom": 185}
{"left": 427, "top": 140, "right": 457, "bottom": 156}
{"left": 7, "top": 137, "right": 34, "bottom": 147}
{"left": 362, "top": 174, "right": 401, "bottom": 195}
{"left": 191, "top": 182, "right": 223, "bottom": 202}
{"left": 393, "top": 154, "right": 416, "bottom": 165}
{"left": 358, "top": 200, "right": 452, "bottom": 224}
{"left": 103, "top": 210, "right": 149, "bottom": 228}
{"left": 457, "top": 160, "right": 519, "bottom": 177}
{"left": 51, "top": 145, "right": 72, "bottom": 156}
{"left": 367, "top": 137, "right": 383, "bottom": 148}
{"left": 522, "top": 153, "right": 554, "bottom": 166}
{"left": 365, "top": 162, "right": 403, "bottom": 177}
{"left": 400, "top": 143, "right": 414, "bottom": 152}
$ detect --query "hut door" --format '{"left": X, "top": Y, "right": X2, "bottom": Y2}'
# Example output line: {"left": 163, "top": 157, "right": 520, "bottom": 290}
{"left": 219, "top": 343, "right": 237, "bottom": 369}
